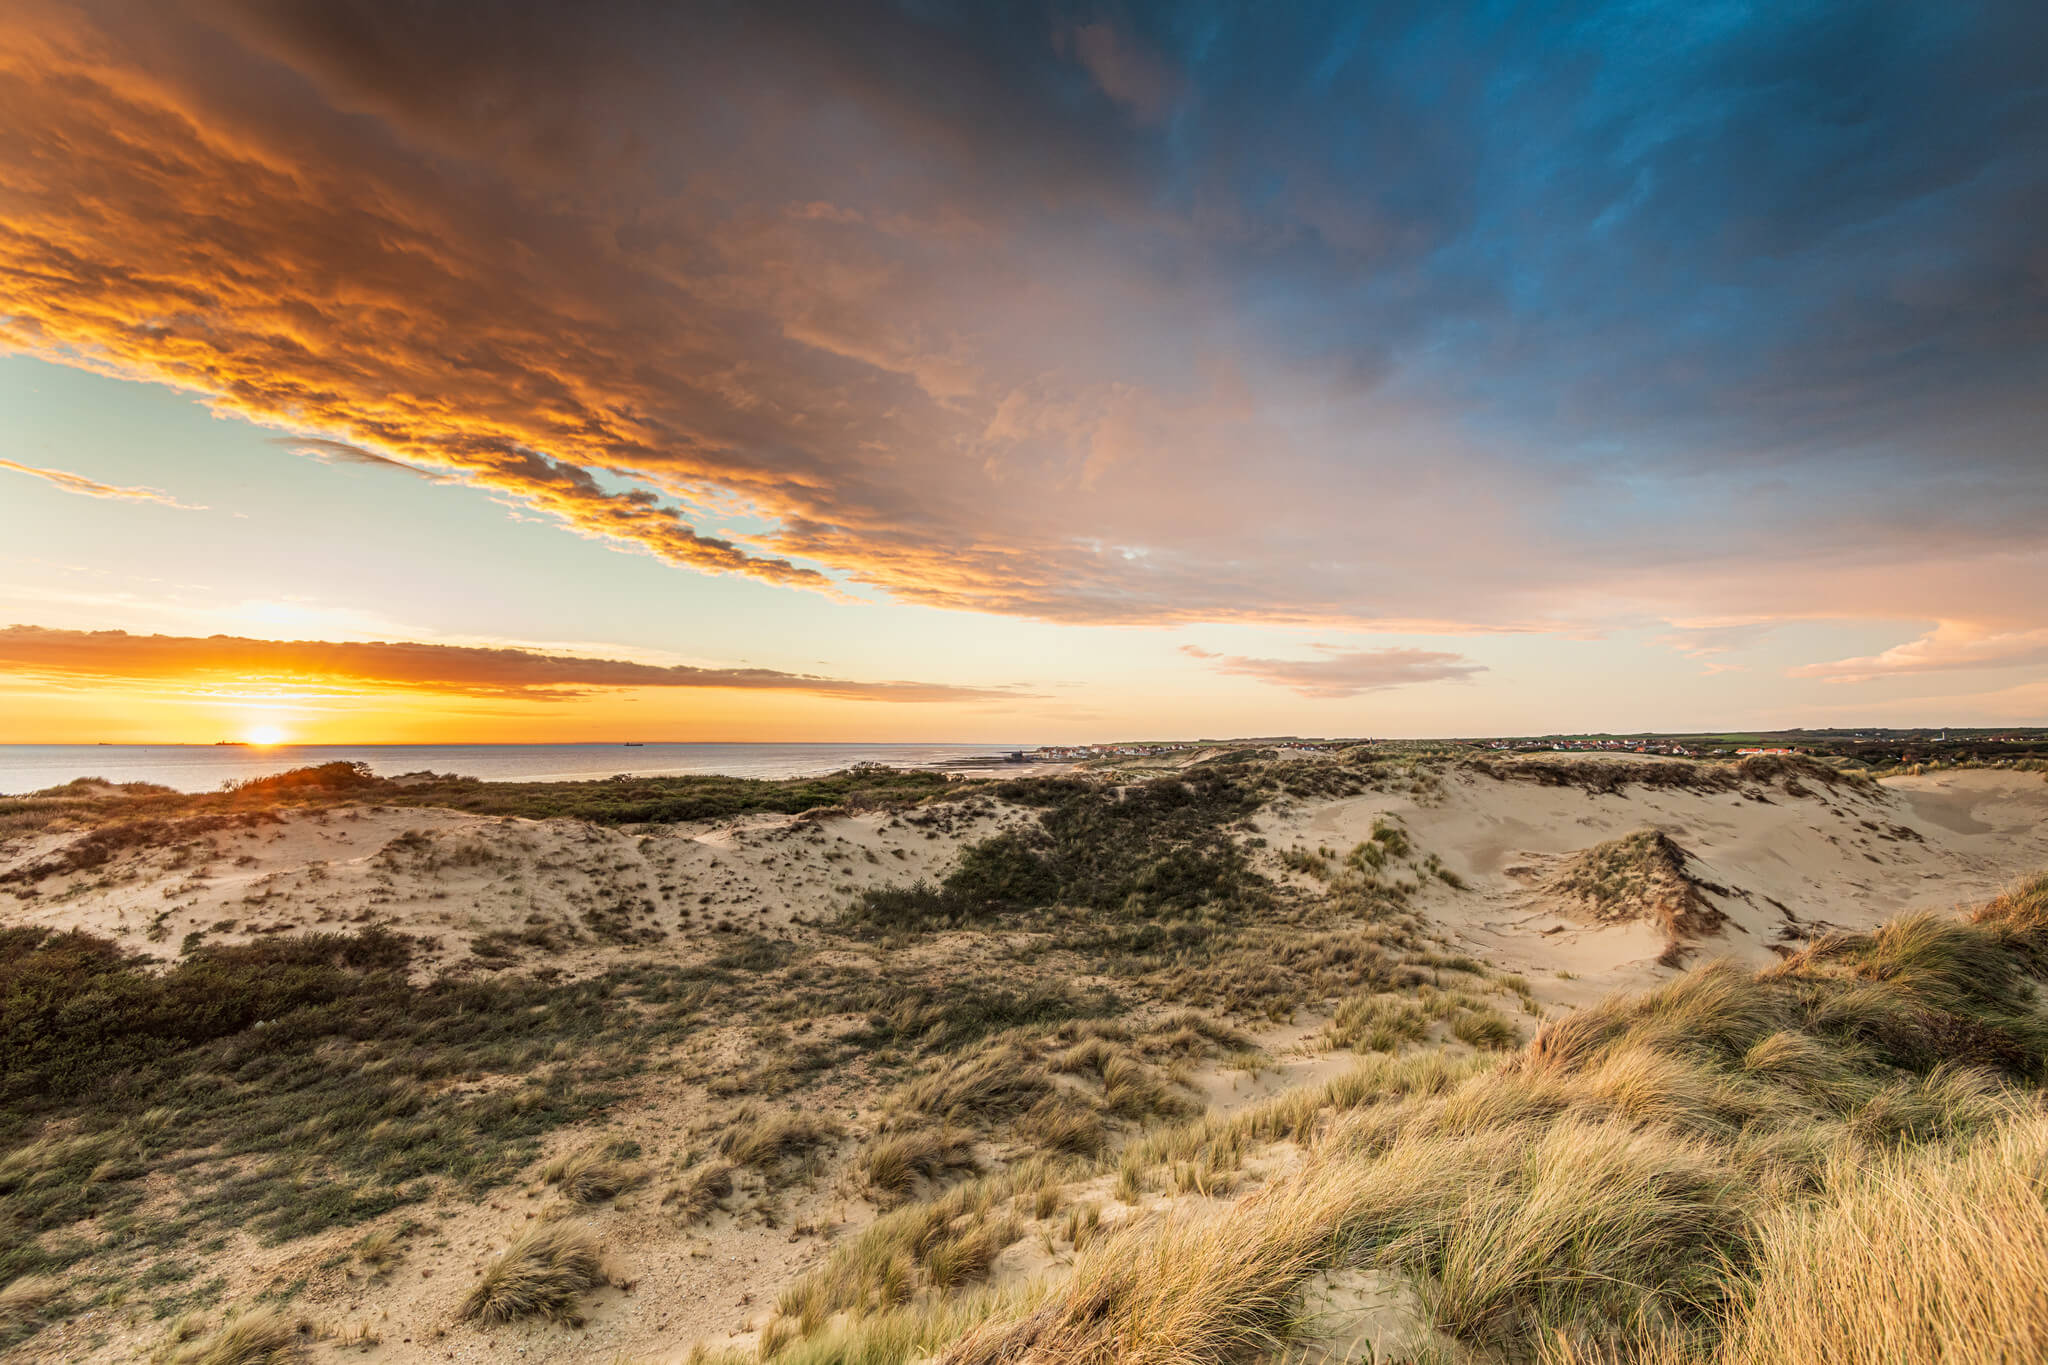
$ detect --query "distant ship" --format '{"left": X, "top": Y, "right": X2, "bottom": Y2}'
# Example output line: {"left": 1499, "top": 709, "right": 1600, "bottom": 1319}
{"left": 214, "top": 740, "right": 249, "bottom": 746}
{"left": 622, "top": 742, "right": 645, "bottom": 747}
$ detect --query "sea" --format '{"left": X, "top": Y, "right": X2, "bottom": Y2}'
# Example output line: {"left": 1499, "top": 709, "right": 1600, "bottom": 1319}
{"left": 0, "top": 743, "right": 1036, "bottom": 796}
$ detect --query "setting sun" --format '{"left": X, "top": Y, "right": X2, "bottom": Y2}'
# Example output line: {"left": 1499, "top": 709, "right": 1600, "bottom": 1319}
{"left": 245, "top": 724, "right": 286, "bottom": 746}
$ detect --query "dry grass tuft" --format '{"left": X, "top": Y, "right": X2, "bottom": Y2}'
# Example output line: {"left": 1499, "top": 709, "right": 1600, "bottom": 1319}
{"left": 778, "top": 1170, "right": 1036, "bottom": 1328}
{"left": 458, "top": 1223, "right": 610, "bottom": 1327}
{"left": 540, "top": 1143, "right": 645, "bottom": 1204}
{"left": 352, "top": 1225, "right": 406, "bottom": 1276}
{"left": 1016, "top": 1097, "right": 1108, "bottom": 1158}
{"left": 160, "top": 1309, "right": 307, "bottom": 1365}
{"left": 664, "top": 1161, "right": 736, "bottom": 1224}
{"left": 0, "top": 1274, "right": 60, "bottom": 1333}
{"left": 857, "top": 1127, "right": 981, "bottom": 1206}
{"left": 897, "top": 1044, "right": 1055, "bottom": 1125}
{"left": 1716, "top": 1112, "right": 2048, "bottom": 1365}
{"left": 717, "top": 1107, "right": 845, "bottom": 1171}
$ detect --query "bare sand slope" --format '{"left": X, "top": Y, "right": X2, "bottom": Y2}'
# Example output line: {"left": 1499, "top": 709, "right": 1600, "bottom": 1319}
{"left": 0, "top": 799, "right": 1033, "bottom": 979}
{"left": 1258, "top": 765, "right": 2048, "bottom": 1007}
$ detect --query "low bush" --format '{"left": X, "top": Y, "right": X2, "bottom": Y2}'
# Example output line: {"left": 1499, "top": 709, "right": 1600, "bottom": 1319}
{"left": 842, "top": 770, "right": 1270, "bottom": 933}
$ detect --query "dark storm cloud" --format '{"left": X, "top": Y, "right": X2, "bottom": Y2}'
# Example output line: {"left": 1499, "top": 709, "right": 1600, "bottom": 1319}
{"left": 1, "top": 0, "right": 2043, "bottom": 640}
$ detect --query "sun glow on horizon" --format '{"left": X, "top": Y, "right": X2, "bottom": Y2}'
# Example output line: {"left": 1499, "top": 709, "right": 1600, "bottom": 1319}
{"left": 245, "top": 724, "right": 286, "bottom": 746}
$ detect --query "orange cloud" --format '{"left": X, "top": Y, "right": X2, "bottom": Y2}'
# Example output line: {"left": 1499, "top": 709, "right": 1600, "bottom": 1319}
{"left": 0, "top": 1, "right": 2040, "bottom": 649}
{"left": 0, "top": 457, "right": 204, "bottom": 509}
{"left": 1790, "top": 623, "right": 2048, "bottom": 684}
{"left": 0, "top": 625, "right": 1018, "bottom": 703}
{"left": 0, "top": 3, "right": 1560, "bottom": 629}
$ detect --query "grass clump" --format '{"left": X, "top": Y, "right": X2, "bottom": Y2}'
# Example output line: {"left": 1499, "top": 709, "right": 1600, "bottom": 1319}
{"left": 1324, "top": 993, "right": 1432, "bottom": 1052}
{"left": 857, "top": 1128, "right": 981, "bottom": 1207}
{"left": 664, "top": 1162, "right": 736, "bottom": 1223}
{"left": 458, "top": 1223, "right": 610, "bottom": 1327}
{"left": 158, "top": 1308, "right": 307, "bottom": 1364}
{"left": 539, "top": 1142, "right": 645, "bottom": 1204}
{"left": 717, "top": 1107, "right": 844, "bottom": 1172}
{"left": 352, "top": 1225, "right": 407, "bottom": 1277}
{"left": 778, "top": 1175, "right": 1030, "bottom": 1327}
{"left": 886, "top": 1018, "right": 1215, "bottom": 1155}
{"left": 896, "top": 1044, "right": 1056, "bottom": 1126}
{"left": 0, "top": 1273, "right": 62, "bottom": 1347}
{"left": 1325, "top": 986, "right": 1523, "bottom": 1054}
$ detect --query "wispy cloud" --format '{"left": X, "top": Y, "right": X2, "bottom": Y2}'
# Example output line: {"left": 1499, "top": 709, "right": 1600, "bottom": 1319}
{"left": 1792, "top": 624, "right": 2048, "bottom": 684}
{"left": 1060, "top": 21, "right": 1183, "bottom": 125}
{"left": 0, "top": 625, "right": 1018, "bottom": 703}
{"left": 1652, "top": 620, "right": 1775, "bottom": 674}
{"left": 1182, "top": 644, "right": 1485, "bottom": 698}
{"left": 280, "top": 438, "right": 449, "bottom": 481}
{"left": 0, "top": 457, "right": 204, "bottom": 510}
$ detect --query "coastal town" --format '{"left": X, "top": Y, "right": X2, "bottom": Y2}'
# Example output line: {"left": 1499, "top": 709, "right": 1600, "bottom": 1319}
{"left": 1019, "top": 729, "right": 2048, "bottom": 768}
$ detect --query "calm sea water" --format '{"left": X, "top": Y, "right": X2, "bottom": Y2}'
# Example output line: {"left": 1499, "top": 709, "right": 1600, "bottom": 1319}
{"left": 0, "top": 743, "right": 1034, "bottom": 796}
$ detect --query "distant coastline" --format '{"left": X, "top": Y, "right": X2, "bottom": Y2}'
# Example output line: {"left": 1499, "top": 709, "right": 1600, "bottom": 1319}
{"left": 0, "top": 741, "right": 1041, "bottom": 796}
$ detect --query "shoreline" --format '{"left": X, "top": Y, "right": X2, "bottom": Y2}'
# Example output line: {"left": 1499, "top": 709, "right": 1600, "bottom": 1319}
{"left": 0, "top": 741, "right": 1052, "bottom": 797}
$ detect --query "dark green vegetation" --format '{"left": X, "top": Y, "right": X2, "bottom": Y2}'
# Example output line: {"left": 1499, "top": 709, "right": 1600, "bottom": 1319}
{"left": 370, "top": 764, "right": 959, "bottom": 824}
{"left": 1462, "top": 728, "right": 2048, "bottom": 774}
{"left": 843, "top": 769, "right": 1267, "bottom": 930}
{"left": 1471, "top": 750, "right": 1881, "bottom": 799}
{"left": 0, "top": 925, "right": 674, "bottom": 1306}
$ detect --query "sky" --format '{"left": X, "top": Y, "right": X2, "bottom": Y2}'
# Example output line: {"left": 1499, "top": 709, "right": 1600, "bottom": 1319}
{"left": 1, "top": 0, "right": 2045, "bottom": 745}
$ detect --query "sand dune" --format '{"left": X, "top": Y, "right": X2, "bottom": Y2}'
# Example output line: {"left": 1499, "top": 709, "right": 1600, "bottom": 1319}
{"left": 1, "top": 760, "right": 2043, "bottom": 1363}
{"left": 0, "top": 799, "right": 1033, "bottom": 980}
{"left": 1259, "top": 766, "right": 2048, "bottom": 1006}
